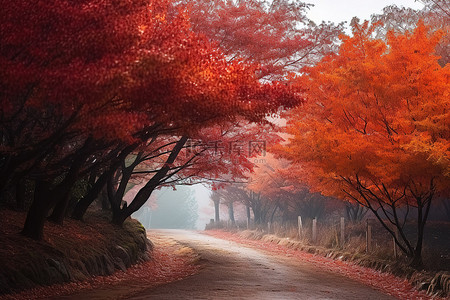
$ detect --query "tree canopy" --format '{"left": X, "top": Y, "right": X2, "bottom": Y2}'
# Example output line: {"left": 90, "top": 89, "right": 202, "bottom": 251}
{"left": 274, "top": 20, "right": 449, "bottom": 268}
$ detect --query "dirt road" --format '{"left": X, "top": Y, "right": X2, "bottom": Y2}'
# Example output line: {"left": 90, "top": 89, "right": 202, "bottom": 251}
{"left": 129, "top": 230, "right": 395, "bottom": 300}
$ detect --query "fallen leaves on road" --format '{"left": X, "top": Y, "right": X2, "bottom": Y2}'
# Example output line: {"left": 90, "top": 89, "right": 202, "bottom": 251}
{"left": 205, "top": 230, "right": 437, "bottom": 300}
{"left": 0, "top": 234, "right": 200, "bottom": 300}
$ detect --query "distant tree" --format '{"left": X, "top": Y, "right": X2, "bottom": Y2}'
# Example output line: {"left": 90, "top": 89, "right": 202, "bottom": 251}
{"left": 344, "top": 202, "right": 368, "bottom": 223}
{"left": 212, "top": 188, "right": 237, "bottom": 225}
{"left": 248, "top": 155, "right": 340, "bottom": 223}
{"left": 215, "top": 184, "right": 273, "bottom": 225}
{"left": 211, "top": 190, "right": 222, "bottom": 223}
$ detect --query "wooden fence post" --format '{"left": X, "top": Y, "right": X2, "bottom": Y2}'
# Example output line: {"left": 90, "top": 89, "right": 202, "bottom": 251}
{"left": 340, "top": 217, "right": 345, "bottom": 247}
{"left": 298, "top": 216, "right": 303, "bottom": 239}
{"left": 312, "top": 218, "right": 317, "bottom": 243}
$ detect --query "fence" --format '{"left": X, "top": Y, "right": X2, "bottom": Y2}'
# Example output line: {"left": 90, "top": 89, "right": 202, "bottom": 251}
{"left": 206, "top": 216, "right": 449, "bottom": 271}
{"left": 208, "top": 216, "right": 402, "bottom": 258}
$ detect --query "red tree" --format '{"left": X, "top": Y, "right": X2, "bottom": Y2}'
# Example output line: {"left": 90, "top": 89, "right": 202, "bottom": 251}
{"left": 184, "top": 0, "right": 343, "bottom": 80}
{"left": 1, "top": 0, "right": 302, "bottom": 238}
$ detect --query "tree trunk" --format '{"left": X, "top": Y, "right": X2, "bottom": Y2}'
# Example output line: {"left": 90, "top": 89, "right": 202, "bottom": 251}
{"left": 111, "top": 206, "right": 129, "bottom": 226}
{"left": 48, "top": 191, "right": 72, "bottom": 225}
{"left": 15, "top": 178, "right": 27, "bottom": 211}
{"left": 112, "top": 136, "right": 188, "bottom": 226}
{"left": 270, "top": 204, "right": 278, "bottom": 224}
{"left": 252, "top": 205, "right": 262, "bottom": 224}
{"left": 72, "top": 171, "right": 110, "bottom": 220}
{"left": 108, "top": 173, "right": 123, "bottom": 220}
{"left": 21, "top": 181, "right": 51, "bottom": 240}
{"left": 228, "top": 201, "right": 235, "bottom": 224}
{"left": 72, "top": 143, "right": 139, "bottom": 220}
{"left": 48, "top": 140, "right": 92, "bottom": 224}
{"left": 112, "top": 152, "right": 142, "bottom": 207}
{"left": 409, "top": 194, "right": 432, "bottom": 270}
{"left": 112, "top": 166, "right": 133, "bottom": 207}
{"left": 101, "top": 189, "right": 110, "bottom": 210}
{"left": 246, "top": 205, "right": 251, "bottom": 224}
{"left": 214, "top": 200, "right": 220, "bottom": 223}
{"left": 410, "top": 248, "right": 424, "bottom": 269}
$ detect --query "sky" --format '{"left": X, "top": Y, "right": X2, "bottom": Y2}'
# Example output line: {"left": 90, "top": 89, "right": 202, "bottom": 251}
{"left": 306, "top": 0, "right": 424, "bottom": 24}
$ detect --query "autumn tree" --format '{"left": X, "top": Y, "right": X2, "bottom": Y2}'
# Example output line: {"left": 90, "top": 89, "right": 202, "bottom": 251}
{"left": 248, "top": 155, "right": 341, "bottom": 224}
{"left": 275, "top": 21, "right": 449, "bottom": 268}
{"left": 1, "top": 0, "right": 301, "bottom": 239}
{"left": 101, "top": 117, "right": 297, "bottom": 226}
{"left": 183, "top": 0, "right": 343, "bottom": 80}
{"left": 0, "top": 0, "right": 158, "bottom": 239}
{"left": 371, "top": 1, "right": 449, "bottom": 65}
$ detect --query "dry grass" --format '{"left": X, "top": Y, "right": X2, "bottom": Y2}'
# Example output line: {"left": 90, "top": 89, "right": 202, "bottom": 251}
{"left": 210, "top": 219, "right": 450, "bottom": 272}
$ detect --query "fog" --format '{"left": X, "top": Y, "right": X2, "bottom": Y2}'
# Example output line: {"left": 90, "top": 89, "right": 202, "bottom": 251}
{"left": 130, "top": 185, "right": 214, "bottom": 230}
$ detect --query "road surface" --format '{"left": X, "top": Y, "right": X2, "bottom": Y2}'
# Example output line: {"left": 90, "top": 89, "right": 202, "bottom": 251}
{"left": 129, "top": 230, "right": 395, "bottom": 300}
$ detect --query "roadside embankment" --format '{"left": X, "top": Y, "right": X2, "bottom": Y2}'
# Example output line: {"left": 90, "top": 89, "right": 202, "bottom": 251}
{"left": 0, "top": 210, "right": 150, "bottom": 295}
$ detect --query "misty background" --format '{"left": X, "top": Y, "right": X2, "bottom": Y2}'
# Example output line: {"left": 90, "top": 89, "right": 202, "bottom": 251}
{"left": 129, "top": 185, "right": 213, "bottom": 230}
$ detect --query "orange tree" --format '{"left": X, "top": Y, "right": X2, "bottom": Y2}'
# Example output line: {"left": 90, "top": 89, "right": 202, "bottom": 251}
{"left": 371, "top": 1, "right": 449, "bottom": 66}
{"left": 274, "top": 21, "right": 449, "bottom": 268}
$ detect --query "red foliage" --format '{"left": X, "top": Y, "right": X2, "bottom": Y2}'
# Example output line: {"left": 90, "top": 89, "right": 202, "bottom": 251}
{"left": 185, "top": 0, "right": 343, "bottom": 80}
{"left": 1, "top": 0, "right": 303, "bottom": 239}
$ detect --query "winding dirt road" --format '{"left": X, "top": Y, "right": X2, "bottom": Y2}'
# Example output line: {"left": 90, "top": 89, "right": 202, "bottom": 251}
{"left": 130, "top": 230, "right": 395, "bottom": 300}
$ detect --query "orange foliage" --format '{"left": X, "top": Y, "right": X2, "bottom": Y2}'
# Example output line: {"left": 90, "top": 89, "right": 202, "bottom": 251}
{"left": 276, "top": 20, "right": 449, "bottom": 203}
{"left": 274, "top": 20, "right": 449, "bottom": 266}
